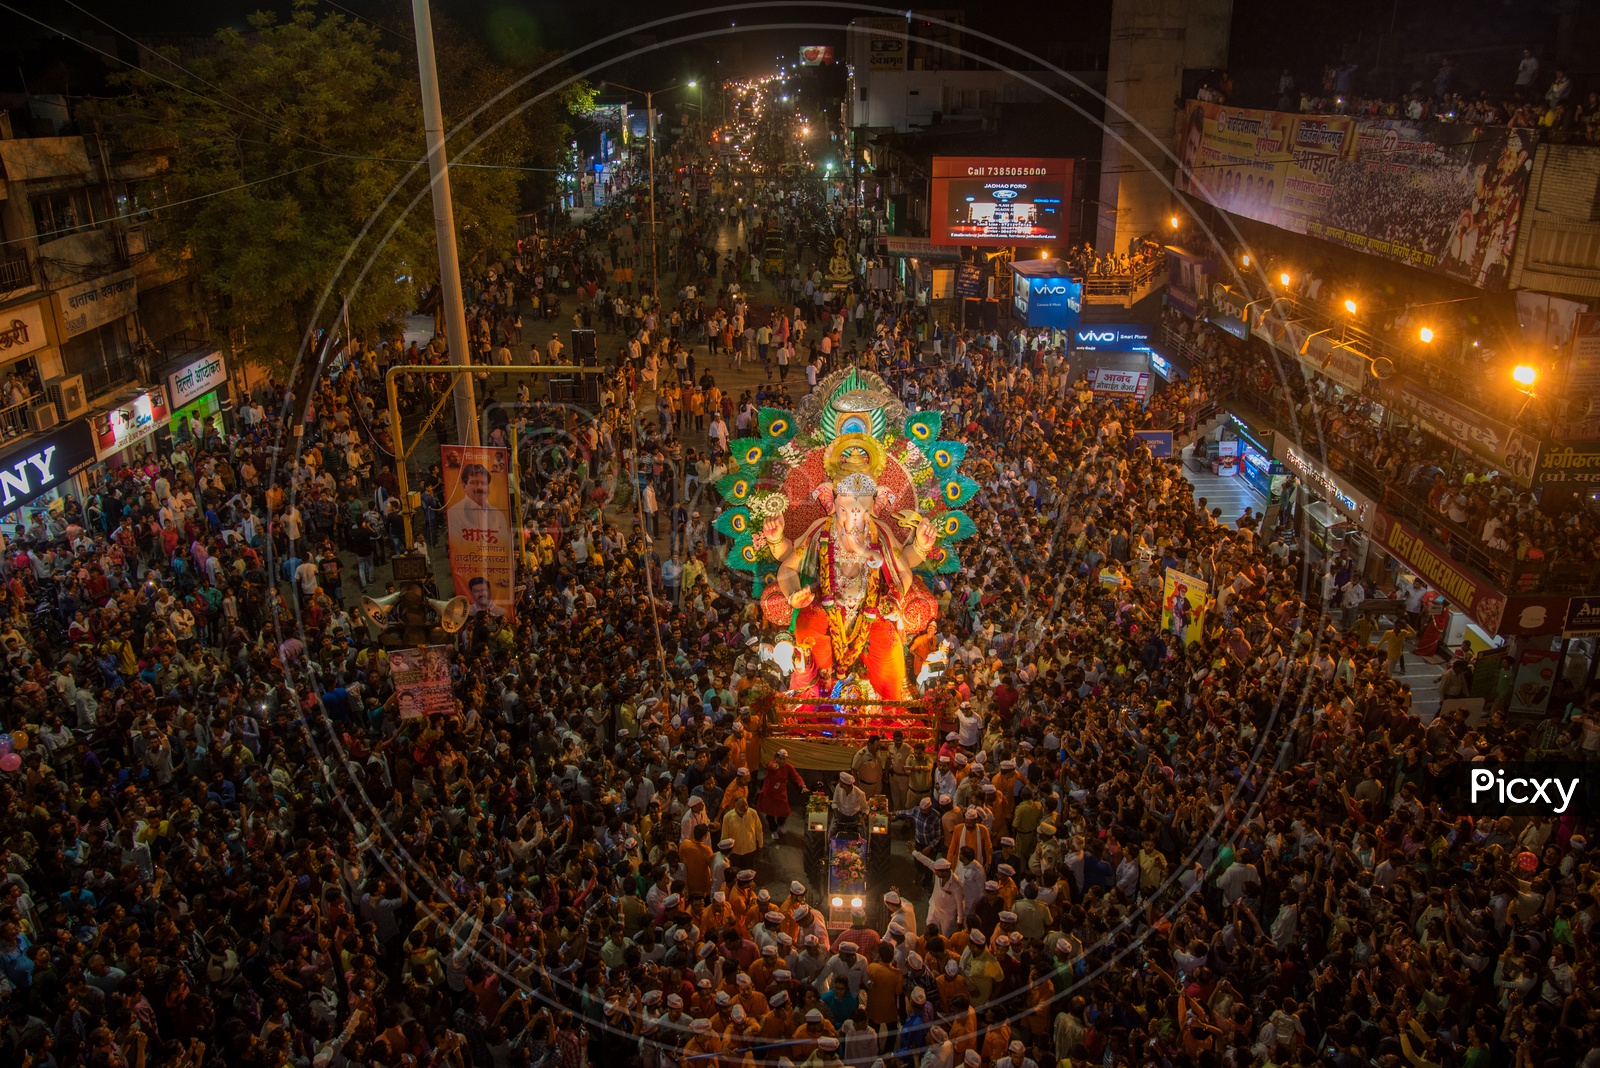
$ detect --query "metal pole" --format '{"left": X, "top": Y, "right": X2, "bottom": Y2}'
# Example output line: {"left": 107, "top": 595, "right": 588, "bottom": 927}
{"left": 411, "top": 0, "right": 478, "bottom": 446}
{"left": 385, "top": 363, "right": 605, "bottom": 551}
{"left": 648, "top": 90, "right": 659, "bottom": 305}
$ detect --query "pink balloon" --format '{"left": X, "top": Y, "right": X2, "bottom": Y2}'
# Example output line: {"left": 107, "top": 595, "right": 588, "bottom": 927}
{"left": 0, "top": 753, "right": 19, "bottom": 772}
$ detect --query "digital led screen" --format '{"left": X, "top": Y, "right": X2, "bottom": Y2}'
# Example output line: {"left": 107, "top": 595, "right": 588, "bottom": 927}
{"left": 931, "top": 157, "right": 1073, "bottom": 248}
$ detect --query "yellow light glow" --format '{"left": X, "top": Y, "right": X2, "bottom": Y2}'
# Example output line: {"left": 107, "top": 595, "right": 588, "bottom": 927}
{"left": 1419, "top": 327, "right": 1434, "bottom": 343}
{"left": 1513, "top": 364, "right": 1538, "bottom": 387}
{"left": 850, "top": 897, "right": 863, "bottom": 908}
{"left": 831, "top": 896, "right": 843, "bottom": 907}
{"left": 1344, "top": 299, "right": 1358, "bottom": 314}
{"left": 1039, "top": 249, "right": 1049, "bottom": 259}
{"left": 1279, "top": 272, "right": 1291, "bottom": 287}
{"left": 1168, "top": 215, "right": 1180, "bottom": 229}
{"left": 1241, "top": 254, "right": 1250, "bottom": 267}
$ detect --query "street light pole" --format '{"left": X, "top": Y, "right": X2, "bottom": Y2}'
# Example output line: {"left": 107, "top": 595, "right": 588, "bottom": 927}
{"left": 608, "top": 80, "right": 687, "bottom": 308}
{"left": 646, "top": 88, "right": 658, "bottom": 306}
{"left": 410, "top": 0, "right": 478, "bottom": 446}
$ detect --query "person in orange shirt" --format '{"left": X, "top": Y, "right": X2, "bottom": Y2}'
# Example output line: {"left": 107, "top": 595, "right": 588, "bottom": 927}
{"left": 683, "top": 1018, "right": 723, "bottom": 1065}
{"left": 979, "top": 1007, "right": 1012, "bottom": 1066}
{"left": 935, "top": 960, "right": 970, "bottom": 1014}
{"left": 864, "top": 944, "right": 903, "bottom": 1032}
{"left": 719, "top": 767, "right": 752, "bottom": 817}
{"left": 758, "top": 992, "right": 797, "bottom": 1059}
{"left": 989, "top": 761, "right": 1020, "bottom": 825}
{"left": 681, "top": 823, "right": 715, "bottom": 900}
{"left": 726, "top": 720, "right": 753, "bottom": 772}
{"left": 946, "top": 995, "right": 980, "bottom": 1058}
{"left": 946, "top": 808, "right": 992, "bottom": 869}
{"left": 732, "top": 972, "right": 769, "bottom": 1018}
{"left": 791, "top": 1007, "right": 837, "bottom": 1060}
{"left": 699, "top": 890, "right": 737, "bottom": 935}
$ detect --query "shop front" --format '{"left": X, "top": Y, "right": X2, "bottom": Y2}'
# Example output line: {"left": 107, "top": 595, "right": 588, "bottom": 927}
{"left": 0, "top": 418, "right": 98, "bottom": 536}
{"left": 164, "top": 351, "right": 230, "bottom": 440}
{"left": 90, "top": 388, "right": 170, "bottom": 469}
{"left": 1226, "top": 413, "right": 1281, "bottom": 497}
{"left": 1275, "top": 440, "right": 1379, "bottom": 568}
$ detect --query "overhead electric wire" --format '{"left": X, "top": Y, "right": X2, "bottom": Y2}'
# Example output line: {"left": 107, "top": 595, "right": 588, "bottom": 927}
{"left": 0, "top": 158, "right": 335, "bottom": 250}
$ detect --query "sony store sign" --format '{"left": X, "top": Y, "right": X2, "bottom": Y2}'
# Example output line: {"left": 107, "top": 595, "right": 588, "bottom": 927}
{"left": 0, "top": 420, "right": 97, "bottom": 512}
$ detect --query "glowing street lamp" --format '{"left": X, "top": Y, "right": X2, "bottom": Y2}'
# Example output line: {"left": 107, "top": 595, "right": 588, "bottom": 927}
{"left": 1512, "top": 364, "right": 1538, "bottom": 388}
{"left": 1168, "top": 215, "right": 1180, "bottom": 229}
{"left": 1279, "top": 272, "right": 1291, "bottom": 287}
{"left": 1419, "top": 327, "right": 1434, "bottom": 344}
{"left": 1343, "top": 299, "right": 1358, "bottom": 314}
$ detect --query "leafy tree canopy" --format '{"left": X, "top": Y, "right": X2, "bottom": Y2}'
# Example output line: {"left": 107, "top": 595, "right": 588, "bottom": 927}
{"left": 96, "top": 0, "right": 590, "bottom": 376}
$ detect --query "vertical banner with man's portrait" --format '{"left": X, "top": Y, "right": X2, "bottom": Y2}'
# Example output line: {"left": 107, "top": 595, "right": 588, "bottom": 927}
{"left": 1162, "top": 567, "right": 1210, "bottom": 647}
{"left": 441, "top": 445, "right": 516, "bottom": 622}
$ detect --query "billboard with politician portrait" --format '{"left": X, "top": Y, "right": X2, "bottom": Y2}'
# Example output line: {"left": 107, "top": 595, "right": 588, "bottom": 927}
{"left": 1176, "top": 101, "right": 1535, "bottom": 290}
{"left": 441, "top": 445, "right": 516, "bottom": 622}
{"left": 932, "top": 157, "right": 1072, "bottom": 248}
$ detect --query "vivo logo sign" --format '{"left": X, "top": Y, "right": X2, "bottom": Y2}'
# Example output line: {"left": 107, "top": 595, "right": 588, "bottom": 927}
{"left": 0, "top": 445, "right": 57, "bottom": 508}
{"left": 1038, "top": 285, "right": 1072, "bottom": 295}
{"left": 1078, "top": 330, "right": 1118, "bottom": 343}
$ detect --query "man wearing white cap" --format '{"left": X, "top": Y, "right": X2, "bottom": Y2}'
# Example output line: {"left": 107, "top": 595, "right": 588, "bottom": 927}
{"left": 883, "top": 889, "right": 917, "bottom": 937}
{"left": 995, "top": 1038, "right": 1038, "bottom": 1068}
{"left": 946, "top": 806, "right": 993, "bottom": 869}
{"left": 813, "top": 937, "right": 869, "bottom": 996}
{"left": 911, "top": 852, "right": 965, "bottom": 936}
{"left": 958, "top": 928, "right": 1002, "bottom": 1006}
{"left": 681, "top": 794, "right": 710, "bottom": 842}
{"left": 721, "top": 790, "right": 765, "bottom": 870}
{"left": 833, "top": 771, "right": 867, "bottom": 831}
{"left": 803, "top": 1034, "right": 845, "bottom": 1068}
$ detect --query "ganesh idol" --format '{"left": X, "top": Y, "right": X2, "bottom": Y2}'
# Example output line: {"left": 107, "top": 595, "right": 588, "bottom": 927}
{"left": 761, "top": 438, "right": 937, "bottom": 701}
{"left": 710, "top": 370, "right": 979, "bottom": 706}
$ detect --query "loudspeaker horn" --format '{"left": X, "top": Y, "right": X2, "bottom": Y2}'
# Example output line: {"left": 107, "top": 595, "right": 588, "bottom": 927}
{"left": 361, "top": 591, "right": 403, "bottom": 626}
{"left": 431, "top": 596, "right": 471, "bottom": 633}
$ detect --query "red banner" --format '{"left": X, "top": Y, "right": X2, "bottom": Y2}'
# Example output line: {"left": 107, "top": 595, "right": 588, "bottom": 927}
{"left": 1367, "top": 507, "right": 1506, "bottom": 634}
{"left": 441, "top": 445, "right": 516, "bottom": 622}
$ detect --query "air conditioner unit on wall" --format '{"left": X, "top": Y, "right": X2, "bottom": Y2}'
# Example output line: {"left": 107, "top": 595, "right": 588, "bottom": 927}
{"left": 29, "top": 402, "right": 60, "bottom": 432}
{"left": 44, "top": 374, "right": 88, "bottom": 420}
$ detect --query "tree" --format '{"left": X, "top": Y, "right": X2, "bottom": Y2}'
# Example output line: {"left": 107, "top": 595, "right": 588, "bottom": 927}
{"left": 95, "top": 1, "right": 574, "bottom": 377}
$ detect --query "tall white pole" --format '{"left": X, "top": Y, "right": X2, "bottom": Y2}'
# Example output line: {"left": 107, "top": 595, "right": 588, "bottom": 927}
{"left": 411, "top": 0, "right": 479, "bottom": 446}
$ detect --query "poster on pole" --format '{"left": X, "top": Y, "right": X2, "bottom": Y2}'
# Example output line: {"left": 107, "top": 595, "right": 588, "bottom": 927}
{"left": 1162, "top": 567, "right": 1209, "bottom": 647}
{"left": 390, "top": 646, "right": 456, "bottom": 719}
{"left": 441, "top": 445, "right": 516, "bottom": 621}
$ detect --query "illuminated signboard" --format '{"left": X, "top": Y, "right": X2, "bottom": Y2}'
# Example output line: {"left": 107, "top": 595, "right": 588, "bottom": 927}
{"left": 932, "top": 157, "right": 1073, "bottom": 248}
{"left": 1071, "top": 325, "right": 1153, "bottom": 353}
{"left": 1012, "top": 259, "right": 1082, "bottom": 329}
{"left": 1284, "top": 446, "right": 1371, "bottom": 524}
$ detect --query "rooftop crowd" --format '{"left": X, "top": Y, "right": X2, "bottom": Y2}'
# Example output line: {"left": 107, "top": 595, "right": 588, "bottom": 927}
{"left": 0, "top": 150, "right": 1596, "bottom": 1068}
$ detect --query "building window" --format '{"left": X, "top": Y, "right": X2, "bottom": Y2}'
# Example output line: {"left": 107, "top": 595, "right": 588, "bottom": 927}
{"left": 31, "top": 187, "right": 99, "bottom": 241}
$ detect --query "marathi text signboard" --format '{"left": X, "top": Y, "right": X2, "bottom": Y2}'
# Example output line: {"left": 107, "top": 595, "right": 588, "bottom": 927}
{"left": 1368, "top": 506, "right": 1506, "bottom": 634}
{"left": 390, "top": 645, "right": 455, "bottom": 718}
{"left": 1387, "top": 379, "right": 1540, "bottom": 487}
{"left": 166, "top": 352, "right": 228, "bottom": 409}
{"left": 1533, "top": 441, "right": 1600, "bottom": 486}
{"left": 441, "top": 445, "right": 516, "bottom": 622}
{"left": 1177, "top": 101, "right": 1535, "bottom": 290}
{"left": 1087, "top": 368, "right": 1151, "bottom": 401}
{"left": 0, "top": 299, "right": 52, "bottom": 361}
{"left": 55, "top": 269, "right": 138, "bottom": 340}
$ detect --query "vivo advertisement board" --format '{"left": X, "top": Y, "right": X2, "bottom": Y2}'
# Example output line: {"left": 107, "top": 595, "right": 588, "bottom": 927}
{"left": 1071, "top": 325, "right": 1153, "bottom": 353}
{"left": 1014, "top": 276, "right": 1083, "bottom": 330}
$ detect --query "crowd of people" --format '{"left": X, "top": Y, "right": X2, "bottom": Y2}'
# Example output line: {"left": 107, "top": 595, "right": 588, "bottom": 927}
{"left": 1057, "top": 241, "right": 1167, "bottom": 282}
{"left": 0, "top": 134, "right": 1595, "bottom": 1068}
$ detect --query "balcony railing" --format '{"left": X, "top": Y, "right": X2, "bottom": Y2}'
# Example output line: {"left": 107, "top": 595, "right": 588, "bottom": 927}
{"left": 1079, "top": 252, "right": 1168, "bottom": 303}
{"left": 0, "top": 391, "right": 40, "bottom": 441}
{"left": 1153, "top": 324, "right": 1600, "bottom": 596}
{"left": 0, "top": 253, "right": 34, "bottom": 292}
